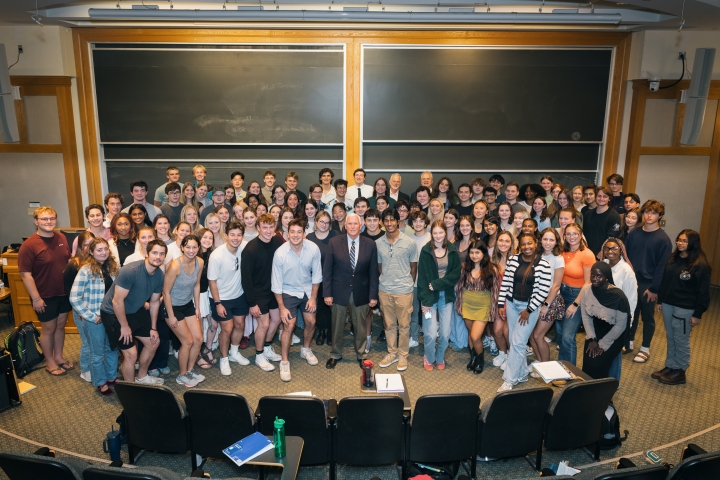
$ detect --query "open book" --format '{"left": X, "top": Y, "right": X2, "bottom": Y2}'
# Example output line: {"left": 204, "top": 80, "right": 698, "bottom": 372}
{"left": 375, "top": 374, "right": 404, "bottom": 393}
{"left": 531, "top": 361, "right": 573, "bottom": 383}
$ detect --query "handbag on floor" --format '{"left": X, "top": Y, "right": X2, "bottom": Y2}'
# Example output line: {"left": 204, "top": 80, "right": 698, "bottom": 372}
{"left": 4, "top": 321, "right": 43, "bottom": 378}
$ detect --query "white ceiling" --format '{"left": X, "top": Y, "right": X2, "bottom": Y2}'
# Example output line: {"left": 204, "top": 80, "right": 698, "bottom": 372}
{"left": 0, "top": 0, "right": 718, "bottom": 30}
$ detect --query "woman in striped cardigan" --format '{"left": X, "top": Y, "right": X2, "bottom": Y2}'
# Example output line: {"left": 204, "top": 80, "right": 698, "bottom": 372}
{"left": 497, "top": 233, "right": 553, "bottom": 393}
{"left": 69, "top": 237, "right": 119, "bottom": 396}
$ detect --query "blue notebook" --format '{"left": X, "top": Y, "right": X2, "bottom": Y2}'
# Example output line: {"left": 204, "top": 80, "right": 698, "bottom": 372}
{"left": 222, "top": 431, "right": 274, "bottom": 466}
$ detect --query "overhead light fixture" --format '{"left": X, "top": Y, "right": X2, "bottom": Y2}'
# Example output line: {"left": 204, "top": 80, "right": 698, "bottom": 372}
{"left": 87, "top": 8, "right": 623, "bottom": 24}
{"left": 31, "top": 0, "right": 43, "bottom": 26}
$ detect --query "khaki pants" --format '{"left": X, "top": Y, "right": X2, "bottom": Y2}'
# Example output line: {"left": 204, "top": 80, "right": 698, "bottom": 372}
{"left": 330, "top": 293, "right": 370, "bottom": 360}
{"left": 379, "top": 290, "right": 413, "bottom": 358}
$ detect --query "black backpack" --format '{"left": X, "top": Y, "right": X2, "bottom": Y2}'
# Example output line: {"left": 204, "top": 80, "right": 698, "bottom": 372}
{"left": 4, "top": 322, "right": 44, "bottom": 378}
{"left": 599, "top": 403, "right": 629, "bottom": 450}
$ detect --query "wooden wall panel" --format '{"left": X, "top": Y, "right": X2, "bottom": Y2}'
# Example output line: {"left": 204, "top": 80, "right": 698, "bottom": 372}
{"left": 73, "top": 28, "right": 631, "bottom": 204}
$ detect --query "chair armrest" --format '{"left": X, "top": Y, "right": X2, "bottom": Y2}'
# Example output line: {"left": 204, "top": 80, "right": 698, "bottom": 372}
{"left": 109, "top": 459, "right": 124, "bottom": 468}
{"left": 327, "top": 398, "right": 338, "bottom": 423}
{"left": 682, "top": 443, "right": 707, "bottom": 460}
{"left": 616, "top": 458, "right": 636, "bottom": 469}
{"left": 33, "top": 447, "right": 54, "bottom": 457}
{"left": 191, "top": 468, "right": 210, "bottom": 478}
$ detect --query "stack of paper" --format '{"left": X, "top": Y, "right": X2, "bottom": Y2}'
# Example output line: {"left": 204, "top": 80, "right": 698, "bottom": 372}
{"left": 375, "top": 374, "right": 404, "bottom": 393}
{"left": 222, "top": 431, "right": 274, "bottom": 466}
{"left": 531, "top": 361, "right": 573, "bottom": 383}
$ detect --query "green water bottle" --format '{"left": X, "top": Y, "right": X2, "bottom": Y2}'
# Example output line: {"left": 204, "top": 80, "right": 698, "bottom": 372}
{"left": 273, "top": 416, "right": 286, "bottom": 458}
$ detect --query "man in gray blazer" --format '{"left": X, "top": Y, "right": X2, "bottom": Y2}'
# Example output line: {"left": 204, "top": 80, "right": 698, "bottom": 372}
{"left": 323, "top": 213, "right": 379, "bottom": 368}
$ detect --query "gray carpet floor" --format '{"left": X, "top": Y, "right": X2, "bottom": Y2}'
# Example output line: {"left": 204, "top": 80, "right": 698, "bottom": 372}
{"left": 1, "top": 289, "right": 720, "bottom": 479}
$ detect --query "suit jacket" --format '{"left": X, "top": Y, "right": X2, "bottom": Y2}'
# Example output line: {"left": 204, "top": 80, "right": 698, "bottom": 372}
{"left": 323, "top": 234, "right": 378, "bottom": 307}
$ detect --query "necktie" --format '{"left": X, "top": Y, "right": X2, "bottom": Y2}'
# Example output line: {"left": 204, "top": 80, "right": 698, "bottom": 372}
{"left": 357, "top": 187, "right": 362, "bottom": 198}
{"left": 350, "top": 240, "right": 356, "bottom": 271}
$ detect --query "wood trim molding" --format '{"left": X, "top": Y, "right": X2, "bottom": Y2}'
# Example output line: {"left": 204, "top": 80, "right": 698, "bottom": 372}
{"left": 9, "top": 76, "right": 72, "bottom": 86}
{"left": 601, "top": 33, "right": 632, "bottom": 180}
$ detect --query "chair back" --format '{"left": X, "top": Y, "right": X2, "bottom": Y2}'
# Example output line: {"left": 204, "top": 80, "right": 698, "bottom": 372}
{"left": 544, "top": 378, "right": 618, "bottom": 451}
{"left": 0, "top": 451, "right": 86, "bottom": 480}
{"left": 114, "top": 382, "right": 188, "bottom": 454}
{"left": 335, "top": 396, "right": 405, "bottom": 466}
{"left": 183, "top": 390, "right": 255, "bottom": 460}
{"left": 478, "top": 387, "right": 553, "bottom": 460}
{"left": 667, "top": 449, "right": 720, "bottom": 479}
{"left": 586, "top": 464, "right": 669, "bottom": 480}
{"left": 257, "top": 395, "right": 331, "bottom": 465}
{"left": 83, "top": 464, "right": 184, "bottom": 480}
{"left": 408, "top": 393, "right": 480, "bottom": 463}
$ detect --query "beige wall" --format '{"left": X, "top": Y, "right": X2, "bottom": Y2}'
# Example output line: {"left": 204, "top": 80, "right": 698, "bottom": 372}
{"left": 0, "top": 25, "right": 74, "bottom": 76}
{"left": 0, "top": 153, "right": 71, "bottom": 249}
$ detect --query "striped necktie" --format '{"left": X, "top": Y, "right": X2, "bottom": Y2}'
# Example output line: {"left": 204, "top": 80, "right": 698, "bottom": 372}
{"left": 350, "top": 240, "right": 356, "bottom": 271}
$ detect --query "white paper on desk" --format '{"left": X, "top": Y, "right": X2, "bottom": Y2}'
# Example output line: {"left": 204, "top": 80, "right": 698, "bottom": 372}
{"left": 375, "top": 374, "right": 404, "bottom": 393}
{"left": 557, "top": 461, "right": 581, "bottom": 475}
{"left": 287, "top": 391, "right": 313, "bottom": 397}
{"left": 531, "top": 361, "right": 573, "bottom": 383}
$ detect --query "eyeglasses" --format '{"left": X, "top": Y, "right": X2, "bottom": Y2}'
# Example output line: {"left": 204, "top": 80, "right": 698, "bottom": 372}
{"left": 235, "top": 257, "right": 239, "bottom": 271}
{"left": 317, "top": 220, "right": 330, "bottom": 226}
{"left": 676, "top": 239, "right": 688, "bottom": 244}
{"left": 566, "top": 232, "right": 580, "bottom": 238}
{"left": 37, "top": 217, "right": 57, "bottom": 222}
{"left": 389, "top": 243, "right": 394, "bottom": 257}
{"left": 603, "top": 246, "right": 620, "bottom": 252}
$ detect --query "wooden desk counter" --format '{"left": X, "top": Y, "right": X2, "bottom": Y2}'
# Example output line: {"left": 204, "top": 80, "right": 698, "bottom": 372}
{"left": 1, "top": 252, "right": 77, "bottom": 333}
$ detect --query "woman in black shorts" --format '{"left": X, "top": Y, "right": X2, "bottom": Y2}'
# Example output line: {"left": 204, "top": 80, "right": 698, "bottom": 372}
{"left": 162, "top": 235, "right": 205, "bottom": 388}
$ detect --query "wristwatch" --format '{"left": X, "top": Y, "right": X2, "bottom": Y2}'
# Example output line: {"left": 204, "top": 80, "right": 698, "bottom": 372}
{"left": 214, "top": 300, "right": 223, "bottom": 305}
{"left": 542, "top": 301, "right": 550, "bottom": 307}
{"left": 572, "top": 301, "right": 579, "bottom": 307}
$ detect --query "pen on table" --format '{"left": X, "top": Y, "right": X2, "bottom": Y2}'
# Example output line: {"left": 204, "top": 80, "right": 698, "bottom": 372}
{"left": 386, "top": 378, "right": 388, "bottom": 388}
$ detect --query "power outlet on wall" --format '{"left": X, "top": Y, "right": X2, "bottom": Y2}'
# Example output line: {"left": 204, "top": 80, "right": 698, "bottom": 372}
{"left": 659, "top": 219, "right": 666, "bottom": 227}
{"left": 18, "top": 45, "right": 23, "bottom": 54}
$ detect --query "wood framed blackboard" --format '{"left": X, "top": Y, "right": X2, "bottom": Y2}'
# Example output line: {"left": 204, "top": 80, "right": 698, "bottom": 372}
{"left": 92, "top": 44, "right": 344, "bottom": 145}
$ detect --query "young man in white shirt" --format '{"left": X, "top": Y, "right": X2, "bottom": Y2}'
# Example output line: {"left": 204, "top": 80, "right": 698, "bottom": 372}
{"left": 345, "top": 168, "right": 374, "bottom": 205}
{"left": 103, "top": 192, "right": 124, "bottom": 229}
{"left": 261, "top": 170, "right": 276, "bottom": 205}
{"left": 207, "top": 221, "right": 250, "bottom": 376}
{"left": 122, "top": 180, "right": 161, "bottom": 221}
{"left": 319, "top": 168, "right": 336, "bottom": 208}
{"left": 154, "top": 166, "right": 180, "bottom": 207}
{"left": 272, "top": 219, "right": 323, "bottom": 381}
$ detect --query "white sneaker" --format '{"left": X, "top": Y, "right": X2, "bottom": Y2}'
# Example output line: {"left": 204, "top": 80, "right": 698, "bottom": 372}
{"left": 136, "top": 375, "right": 164, "bottom": 385}
{"left": 500, "top": 359, "right": 507, "bottom": 371}
{"left": 300, "top": 347, "right": 318, "bottom": 366}
{"left": 517, "top": 375, "right": 529, "bottom": 384}
{"left": 279, "top": 361, "right": 291, "bottom": 382}
{"left": 80, "top": 371, "right": 92, "bottom": 383}
{"left": 497, "top": 381, "right": 514, "bottom": 393}
{"left": 173, "top": 350, "right": 178, "bottom": 359}
{"left": 169, "top": 344, "right": 174, "bottom": 354}
{"left": 525, "top": 346, "right": 533, "bottom": 356}
{"left": 492, "top": 351, "right": 507, "bottom": 367}
{"left": 263, "top": 345, "right": 282, "bottom": 362}
{"left": 291, "top": 334, "right": 301, "bottom": 345}
{"left": 255, "top": 354, "right": 275, "bottom": 372}
{"left": 408, "top": 338, "right": 419, "bottom": 348}
{"left": 188, "top": 370, "right": 205, "bottom": 383}
{"left": 219, "top": 357, "right": 231, "bottom": 376}
{"left": 544, "top": 336, "right": 552, "bottom": 343}
{"left": 176, "top": 374, "right": 198, "bottom": 387}
{"left": 228, "top": 351, "right": 250, "bottom": 365}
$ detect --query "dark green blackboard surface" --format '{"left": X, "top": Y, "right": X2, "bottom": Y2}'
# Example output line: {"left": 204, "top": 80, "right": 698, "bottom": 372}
{"left": 93, "top": 47, "right": 344, "bottom": 144}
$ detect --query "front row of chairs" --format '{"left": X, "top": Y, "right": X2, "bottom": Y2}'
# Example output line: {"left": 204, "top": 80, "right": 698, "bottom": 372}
{"left": 111, "top": 378, "right": 620, "bottom": 479}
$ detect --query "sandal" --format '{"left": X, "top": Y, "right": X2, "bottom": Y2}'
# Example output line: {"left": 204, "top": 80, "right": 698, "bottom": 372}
{"left": 196, "top": 355, "right": 213, "bottom": 370}
{"left": 633, "top": 351, "right": 650, "bottom": 363}
{"left": 46, "top": 367, "right": 66, "bottom": 376}
{"left": 200, "top": 343, "right": 217, "bottom": 365}
{"left": 58, "top": 361, "right": 75, "bottom": 371}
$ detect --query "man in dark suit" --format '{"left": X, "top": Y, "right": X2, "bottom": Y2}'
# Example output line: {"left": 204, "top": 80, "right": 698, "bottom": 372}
{"left": 388, "top": 173, "right": 410, "bottom": 203}
{"left": 323, "top": 213, "right": 379, "bottom": 368}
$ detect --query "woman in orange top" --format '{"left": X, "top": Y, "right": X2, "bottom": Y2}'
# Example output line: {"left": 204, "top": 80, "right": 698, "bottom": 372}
{"left": 557, "top": 223, "right": 595, "bottom": 366}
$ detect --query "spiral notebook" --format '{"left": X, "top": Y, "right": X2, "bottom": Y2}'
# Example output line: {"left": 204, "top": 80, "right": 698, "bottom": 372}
{"left": 222, "top": 432, "right": 274, "bottom": 466}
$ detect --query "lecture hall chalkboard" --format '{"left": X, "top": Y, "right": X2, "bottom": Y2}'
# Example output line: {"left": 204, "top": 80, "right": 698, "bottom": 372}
{"left": 92, "top": 45, "right": 344, "bottom": 144}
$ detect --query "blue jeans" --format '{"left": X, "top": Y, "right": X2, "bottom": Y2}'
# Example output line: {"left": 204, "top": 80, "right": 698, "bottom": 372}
{"left": 449, "top": 307, "right": 468, "bottom": 349}
{"left": 423, "top": 292, "right": 453, "bottom": 365}
{"left": 609, "top": 352, "right": 621, "bottom": 382}
{"left": 559, "top": 284, "right": 583, "bottom": 365}
{"left": 73, "top": 312, "right": 90, "bottom": 374}
{"left": 504, "top": 299, "right": 540, "bottom": 384}
{"left": 79, "top": 318, "right": 118, "bottom": 387}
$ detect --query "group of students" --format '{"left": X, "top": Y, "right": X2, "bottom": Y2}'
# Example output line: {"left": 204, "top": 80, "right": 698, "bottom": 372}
{"left": 16, "top": 166, "right": 710, "bottom": 396}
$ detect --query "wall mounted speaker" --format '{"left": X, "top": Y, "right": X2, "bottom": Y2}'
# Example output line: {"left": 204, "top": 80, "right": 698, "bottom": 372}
{"left": 681, "top": 48, "right": 716, "bottom": 145}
